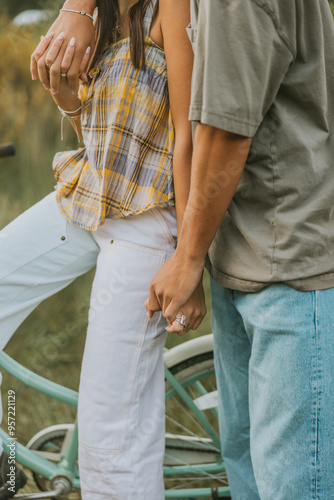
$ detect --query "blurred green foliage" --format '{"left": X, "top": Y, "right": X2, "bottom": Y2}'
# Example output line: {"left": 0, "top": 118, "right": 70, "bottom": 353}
{"left": 1, "top": 0, "right": 62, "bottom": 18}
{"left": 0, "top": 13, "right": 91, "bottom": 449}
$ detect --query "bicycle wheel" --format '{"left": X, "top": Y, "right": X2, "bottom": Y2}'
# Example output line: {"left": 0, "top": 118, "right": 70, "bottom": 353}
{"left": 164, "top": 335, "right": 231, "bottom": 499}
{"left": 27, "top": 425, "right": 81, "bottom": 500}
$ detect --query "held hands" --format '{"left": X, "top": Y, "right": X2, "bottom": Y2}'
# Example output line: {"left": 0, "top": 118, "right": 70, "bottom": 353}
{"left": 30, "top": 7, "right": 96, "bottom": 96}
{"left": 145, "top": 252, "right": 207, "bottom": 335}
{"left": 166, "top": 281, "right": 206, "bottom": 335}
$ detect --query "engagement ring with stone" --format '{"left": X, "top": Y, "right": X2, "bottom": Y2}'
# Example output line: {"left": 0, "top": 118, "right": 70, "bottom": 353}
{"left": 175, "top": 314, "right": 187, "bottom": 326}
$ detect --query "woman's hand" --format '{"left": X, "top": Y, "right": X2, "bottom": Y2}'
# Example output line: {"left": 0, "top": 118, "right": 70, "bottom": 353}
{"left": 31, "top": 2, "right": 96, "bottom": 95}
{"left": 165, "top": 281, "right": 207, "bottom": 335}
{"left": 46, "top": 37, "right": 91, "bottom": 111}
{"left": 49, "top": 62, "right": 85, "bottom": 143}
{"left": 145, "top": 252, "right": 206, "bottom": 335}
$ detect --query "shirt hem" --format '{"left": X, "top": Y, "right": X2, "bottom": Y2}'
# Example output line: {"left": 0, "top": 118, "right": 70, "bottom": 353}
{"left": 189, "top": 106, "right": 258, "bottom": 137}
{"left": 206, "top": 258, "right": 334, "bottom": 293}
{"left": 55, "top": 190, "right": 175, "bottom": 232}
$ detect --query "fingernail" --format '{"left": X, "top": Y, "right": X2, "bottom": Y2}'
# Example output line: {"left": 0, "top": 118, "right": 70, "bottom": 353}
{"left": 86, "top": 46, "right": 91, "bottom": 54}
{"left": 69, "top": 37, "right": 75, "bottom": 47}
{"left": 40, "top": 35, "right": 44, "bottom": 41}
{"left": 57, "top": 32, "right": 64, "bottom": 40}
{"left": 46, "top": 31, "right": 54, "bottom": 38}
{"left": 51, "top": 88, "right": 57, "bottom": 94}
{"left": 147, "top": 313, "right": 151, "bottom": 321}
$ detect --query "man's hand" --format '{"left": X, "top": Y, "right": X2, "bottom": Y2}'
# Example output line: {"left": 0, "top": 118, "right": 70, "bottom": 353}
{"left": 145, "top": 125, "right": 251, "bottom": 335}
{"left": 145, "top": 251, "right": 205, "bottom": 329}
{"left": 31, "top": 2, "right": 96, "bottom": 95}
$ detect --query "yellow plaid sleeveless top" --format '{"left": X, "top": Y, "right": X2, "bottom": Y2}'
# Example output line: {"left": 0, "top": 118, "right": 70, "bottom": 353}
{"left": 52, "top": 0, "right": 175, "bottom": 231}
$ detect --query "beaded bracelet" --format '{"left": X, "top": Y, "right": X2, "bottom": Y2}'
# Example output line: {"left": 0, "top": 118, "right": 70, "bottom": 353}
{"left": 60, "top": 8, "right": 94, "bottom": 21}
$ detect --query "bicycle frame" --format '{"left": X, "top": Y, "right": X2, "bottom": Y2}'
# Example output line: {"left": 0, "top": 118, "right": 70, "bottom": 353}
{"left": 0, "top": 351, "right": 79, "bottom": 495}
{"left": 0, "top": 349, "right": 230, "bottom": 498}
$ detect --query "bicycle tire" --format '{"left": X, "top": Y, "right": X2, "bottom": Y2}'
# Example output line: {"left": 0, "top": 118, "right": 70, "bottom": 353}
{"left": 164, "top": 338, "right": 231, "bottom": 499}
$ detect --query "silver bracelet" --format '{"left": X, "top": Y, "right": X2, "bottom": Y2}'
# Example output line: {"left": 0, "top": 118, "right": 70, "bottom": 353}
{"left": 59, "top": 8, "right": 94, "bottom": 21}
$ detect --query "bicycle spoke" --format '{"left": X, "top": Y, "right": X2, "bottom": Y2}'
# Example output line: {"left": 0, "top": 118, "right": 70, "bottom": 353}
{"left": 164, "top": 345, "right": 230, "bottom": 496}
{"left": 165, "top": 415, "right": 219, "bottom": 453}
{"left": 164, "top": 452, "right": 228, "bottom": 488}
{"left": 167, "top": 393, "right": 217, "bottom": 442}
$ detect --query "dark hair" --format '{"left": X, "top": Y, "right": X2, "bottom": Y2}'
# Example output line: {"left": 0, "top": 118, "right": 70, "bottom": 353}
{"left": 94, "top": 0, "right": 155, "bottom": 70}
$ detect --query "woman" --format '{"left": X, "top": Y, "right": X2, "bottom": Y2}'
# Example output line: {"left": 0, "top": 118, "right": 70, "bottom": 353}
{"left": 0, "top": 1, "right": 205, "bottom": 498}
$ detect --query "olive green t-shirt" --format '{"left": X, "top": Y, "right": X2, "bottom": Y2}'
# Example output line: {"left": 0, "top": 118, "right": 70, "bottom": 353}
{"left": 188, "top": 0, "right": 334, "bottom": 291}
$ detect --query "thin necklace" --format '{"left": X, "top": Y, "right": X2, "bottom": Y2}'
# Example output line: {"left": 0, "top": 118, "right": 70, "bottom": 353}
{"left": 112, "top": 8, "right": 130, "bottom": 42}
{"left": 112, "top": 24, "right": 122, "bottom": 42}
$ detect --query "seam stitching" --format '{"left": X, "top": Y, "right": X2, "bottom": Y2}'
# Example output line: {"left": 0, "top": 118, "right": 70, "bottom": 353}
{"left": 250, "top": 0, "right": 296, "bottom": 57}
{"left": 269, "top": 110, "right": 279, "bottom": 279}
{"left": 190, "top": 106, "right": 260, "bottom": 128}
{"left": 314, "top": 291, "right": 320, "bottom": 498}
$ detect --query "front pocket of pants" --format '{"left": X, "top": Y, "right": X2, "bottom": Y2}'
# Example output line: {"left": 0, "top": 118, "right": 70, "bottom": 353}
{"left": 79, "top": 237, "right": 167, "bottom": 453}
{"left": 152, "top": 330, "right": 168, "bottom": 345}
{"left": 111, "top": 238, "right": 168, "bottom": 260}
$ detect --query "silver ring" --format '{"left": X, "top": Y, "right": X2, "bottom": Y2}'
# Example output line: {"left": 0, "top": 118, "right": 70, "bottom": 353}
{"left": 61, "top": 72, "right": 67, "bottom": 77}
{"left": 175, "top": 314, "right": 187, "bottom": 326}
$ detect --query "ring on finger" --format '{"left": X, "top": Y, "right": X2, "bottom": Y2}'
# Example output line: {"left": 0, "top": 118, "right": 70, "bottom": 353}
{"left": 61, "top": 72, "right": 67, "bottom": 77}
{"left": 183, "top": 323, "right": 189, "bottom": 331}
{"left": 175, "top": 314, "right": 187, "bottom": 326}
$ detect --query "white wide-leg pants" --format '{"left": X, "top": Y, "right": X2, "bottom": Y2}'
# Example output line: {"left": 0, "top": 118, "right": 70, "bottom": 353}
{"left": 78, "top": 207, "right": 176, "bottom": 500}
{"left": 0, "top": 191, "right": 176, "bottom": 499}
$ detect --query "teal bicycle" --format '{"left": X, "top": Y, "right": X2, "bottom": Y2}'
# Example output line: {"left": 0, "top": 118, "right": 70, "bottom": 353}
{"left": 0, "top": 334, "right": 230, "bottom": 499}
{"left": 0, "top": 146, "right": 230, "bottom": 500}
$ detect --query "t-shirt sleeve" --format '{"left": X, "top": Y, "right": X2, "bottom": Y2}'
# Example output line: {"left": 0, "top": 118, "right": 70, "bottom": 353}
{"left": 188, "top": 0, "right": 294, "bottom": 137}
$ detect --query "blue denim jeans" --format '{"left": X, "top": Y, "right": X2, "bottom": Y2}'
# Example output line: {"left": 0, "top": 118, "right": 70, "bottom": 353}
{"left": 211, "top": 279, "right": 334, "bottom": 500}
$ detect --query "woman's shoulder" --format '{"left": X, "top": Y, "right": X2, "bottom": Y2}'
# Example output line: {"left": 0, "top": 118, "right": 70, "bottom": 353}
{"left": 149, "top": 2, "right": 164, "bottom": 49}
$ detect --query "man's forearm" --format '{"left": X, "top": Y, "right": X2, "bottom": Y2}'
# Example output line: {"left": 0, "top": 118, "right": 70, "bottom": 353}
{"left": 176, "top": 123, "right": 251, "bottom": 265}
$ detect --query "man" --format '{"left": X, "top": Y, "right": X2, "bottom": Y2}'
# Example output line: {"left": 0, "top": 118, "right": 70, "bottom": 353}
{"left": 147, "top": 1, "right": 334, "bottom": 498}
